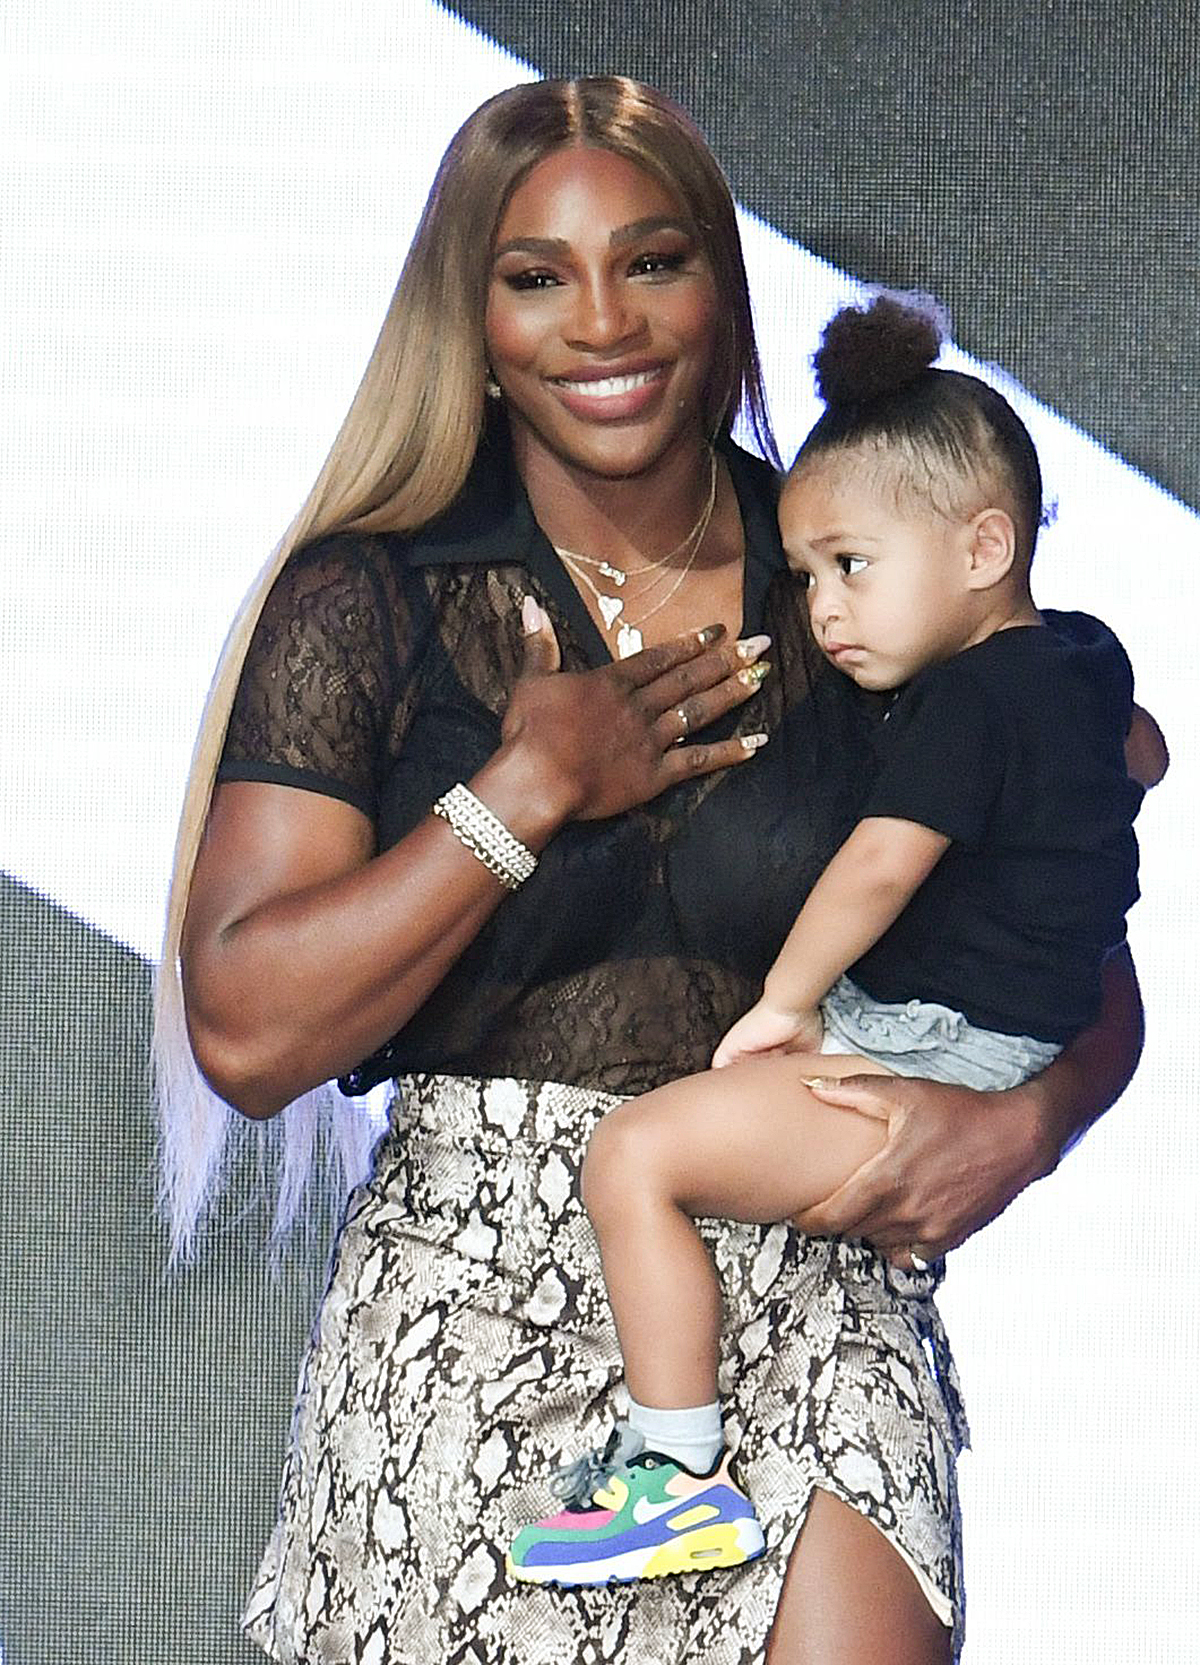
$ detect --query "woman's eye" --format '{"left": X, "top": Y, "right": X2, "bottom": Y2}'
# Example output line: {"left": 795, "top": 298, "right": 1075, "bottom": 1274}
{"left": 629, "top": 250, "right": 688, "bottom": 278}
{"left": 503, "top": 269, "right": 561, "bottom": 292}
{"left": 838, "top": 555, "right": 868, "bottom": 576}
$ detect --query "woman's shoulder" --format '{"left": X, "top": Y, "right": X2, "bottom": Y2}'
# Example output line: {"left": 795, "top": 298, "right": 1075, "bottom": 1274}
{"left": 285, "top": 526, "right": 411, "bottom": 588}
{"left": 262, "top": 526, "right": 437, "bottom": 648}
{"left": 241, "top": 527, "right": 437, "bottom": 719}
{"left": 222, "top": 528, "right": 432, "bottom": 815}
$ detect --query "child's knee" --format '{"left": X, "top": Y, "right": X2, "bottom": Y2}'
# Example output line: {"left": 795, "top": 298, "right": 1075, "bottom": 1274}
{"left": 582, "top": 1103, "right": 663, "bottom": 1225}
{"left": 582, "top": 1110, "right": 628, "bottom": 1222}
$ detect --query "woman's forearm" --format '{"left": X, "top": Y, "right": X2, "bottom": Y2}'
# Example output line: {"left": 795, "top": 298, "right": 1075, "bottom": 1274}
{"left": 1126, "top": 703, "right": 1169, "bottom": 789}
{"left": 1014, "top": 942, "right": 1144, "bottom": 1177}
{"left": 793, "top": 943, "right": 1144, "bottom": 1259}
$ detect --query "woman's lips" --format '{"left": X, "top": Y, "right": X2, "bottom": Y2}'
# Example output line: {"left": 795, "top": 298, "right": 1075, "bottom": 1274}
{"left": 549, "top": 364, "right": 669, "bottom": 421}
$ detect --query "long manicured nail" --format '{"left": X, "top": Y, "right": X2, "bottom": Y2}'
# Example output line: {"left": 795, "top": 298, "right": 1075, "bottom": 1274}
{"left": 801, "top": 1076, "right": 831, "bottom": 1088}
{"left": 521, "top": 595, "right": 541, "bottom": 634}
{"left": 737, "top": 661, "right": 771, "bottom": 689}
{"left": 736, "top": 634, "right": 771, "bottom": 662}
{"left": 695, "top": 623, "right": 725, "bottom": 646}
{"left": 740, "top": 733, "right": 769, "bottom": 752}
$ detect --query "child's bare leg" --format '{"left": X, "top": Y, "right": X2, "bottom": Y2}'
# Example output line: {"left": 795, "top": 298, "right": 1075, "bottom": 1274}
{"left": 582, "top": 1052, "right": 892, "bottom": 1416}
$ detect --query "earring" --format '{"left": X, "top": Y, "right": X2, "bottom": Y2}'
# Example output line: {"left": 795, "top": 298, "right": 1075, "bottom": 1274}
{"left": 485, "top": 370, "right": 503, "bottom": 401}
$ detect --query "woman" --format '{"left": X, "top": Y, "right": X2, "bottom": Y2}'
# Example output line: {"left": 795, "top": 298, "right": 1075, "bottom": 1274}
{"left": 157, "top": 78, "right": 1144, "bottom": 1664}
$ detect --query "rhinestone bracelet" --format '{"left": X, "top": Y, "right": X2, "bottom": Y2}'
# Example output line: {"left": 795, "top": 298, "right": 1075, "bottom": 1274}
{"left": 431, "top": 783, "right": 539, "bottom": 892}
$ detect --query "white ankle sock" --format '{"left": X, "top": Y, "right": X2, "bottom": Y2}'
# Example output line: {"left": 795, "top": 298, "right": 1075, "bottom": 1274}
{"left": 626, "top": 1394, "right": 724, "bottom": 1473}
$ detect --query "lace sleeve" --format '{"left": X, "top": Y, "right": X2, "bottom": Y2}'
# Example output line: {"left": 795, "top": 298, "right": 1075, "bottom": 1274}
{"left": 218, "top": 536, "right": 406, "bottom": 819}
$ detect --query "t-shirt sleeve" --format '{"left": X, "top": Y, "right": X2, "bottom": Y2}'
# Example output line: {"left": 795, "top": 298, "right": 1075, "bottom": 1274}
{"left": 217, "top": 536, "right": 404, "bottom": 819}
{"left": 1043, "top": 608, "right": 1136, "bottom": 726}
{"left": 861, "top": 662, "right": 1005, "bottom": 848}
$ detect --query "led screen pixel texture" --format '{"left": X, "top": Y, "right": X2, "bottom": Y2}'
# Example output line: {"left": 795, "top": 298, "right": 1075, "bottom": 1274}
{"left": 2, "top": 4, "right": 1197, "bottom": 1662}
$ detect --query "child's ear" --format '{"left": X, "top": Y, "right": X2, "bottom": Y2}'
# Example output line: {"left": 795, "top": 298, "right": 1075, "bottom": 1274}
{"left": 964, "top": 507, "right": 1016, "bottom": 589}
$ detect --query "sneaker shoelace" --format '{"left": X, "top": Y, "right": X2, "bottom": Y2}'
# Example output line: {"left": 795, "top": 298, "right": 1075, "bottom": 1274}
{"left": 550, "top": 1422, "right": 646, "bottom": 1509}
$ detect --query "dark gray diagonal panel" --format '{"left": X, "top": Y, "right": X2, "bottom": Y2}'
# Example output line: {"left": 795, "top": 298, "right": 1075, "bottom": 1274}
{"left": 447, "top": 0, "right": 1200, "bottom": 508}
{"left": 0, "top": 877, "right": 325, "bottom": 1664}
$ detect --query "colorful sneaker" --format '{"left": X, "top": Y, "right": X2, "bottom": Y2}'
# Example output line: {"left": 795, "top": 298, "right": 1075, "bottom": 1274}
{"left": 506, "top": 1422, "right": 765, "bottom": 1586}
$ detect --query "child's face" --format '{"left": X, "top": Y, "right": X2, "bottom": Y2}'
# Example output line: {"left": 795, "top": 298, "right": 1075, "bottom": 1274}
{"left": 779, "top": 458, "right": 980, "bottom": 691}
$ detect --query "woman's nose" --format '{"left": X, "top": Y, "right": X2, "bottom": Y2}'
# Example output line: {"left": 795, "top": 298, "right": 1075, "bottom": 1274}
{"left": 566, "top": 276, "right": 645, "bottom": 350}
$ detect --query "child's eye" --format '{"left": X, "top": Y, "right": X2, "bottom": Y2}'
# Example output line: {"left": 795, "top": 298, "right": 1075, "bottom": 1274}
{"left": 838, "top": 555, "right": 868, "bottom": 577}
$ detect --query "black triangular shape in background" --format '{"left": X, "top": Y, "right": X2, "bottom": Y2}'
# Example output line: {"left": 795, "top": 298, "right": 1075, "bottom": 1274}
{"left": 445, "top": 0, "right": 1199, "bottom": 510}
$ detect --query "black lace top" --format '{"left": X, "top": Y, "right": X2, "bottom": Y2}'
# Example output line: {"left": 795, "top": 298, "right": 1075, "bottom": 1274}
{"left": 218, "top": 417, "right": 875, "bottom": 1096}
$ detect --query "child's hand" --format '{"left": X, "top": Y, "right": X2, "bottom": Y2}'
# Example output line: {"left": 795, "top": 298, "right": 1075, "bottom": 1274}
{"left": 712, "top": 1001, "right": 824, "bottom": 1069}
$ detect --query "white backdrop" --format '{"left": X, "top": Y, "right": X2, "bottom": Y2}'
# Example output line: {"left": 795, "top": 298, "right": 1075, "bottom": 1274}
{"left": 2, "top": 2, "right": 1197, "bottom": 1659}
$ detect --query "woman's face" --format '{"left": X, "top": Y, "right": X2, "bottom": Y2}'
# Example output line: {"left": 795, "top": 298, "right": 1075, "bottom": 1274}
{"left": 485, "top": 145, "right": 720, "bottom": 481}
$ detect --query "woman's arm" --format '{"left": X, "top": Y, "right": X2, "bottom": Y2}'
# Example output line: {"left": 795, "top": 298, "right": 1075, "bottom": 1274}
{"left": 182, "top": 617, "right": 768, "bottom": 1119}
{"left": 791, "top": 944, "right": 1143, "bottom": 1263}
{"left": 1126, "top": 703, "right": 1169, "bottom": 788}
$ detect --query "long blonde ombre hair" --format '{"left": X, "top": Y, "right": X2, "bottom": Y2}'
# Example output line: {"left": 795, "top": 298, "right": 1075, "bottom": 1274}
{"left": 155, "top": 76, "right": 778, "bottom": 1261}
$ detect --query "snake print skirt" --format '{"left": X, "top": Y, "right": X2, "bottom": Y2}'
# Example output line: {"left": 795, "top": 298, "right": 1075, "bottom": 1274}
{"left": 242, "top": 1074, "right": 969, "bottom": 1664}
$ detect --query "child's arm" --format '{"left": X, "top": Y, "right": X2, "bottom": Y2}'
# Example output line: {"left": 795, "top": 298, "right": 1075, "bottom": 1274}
{"left": 712, "top": 815, "right": 949, "bottom": 1067}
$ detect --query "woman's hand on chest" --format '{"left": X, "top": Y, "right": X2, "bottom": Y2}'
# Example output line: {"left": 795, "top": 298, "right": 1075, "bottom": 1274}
{"left": 500, "top": 602, "right": 771, "bottom": 823}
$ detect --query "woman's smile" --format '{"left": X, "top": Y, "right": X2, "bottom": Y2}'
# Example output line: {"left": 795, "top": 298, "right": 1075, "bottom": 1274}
{"left": 548, "top": 359, "right": 671, "bottom": 421}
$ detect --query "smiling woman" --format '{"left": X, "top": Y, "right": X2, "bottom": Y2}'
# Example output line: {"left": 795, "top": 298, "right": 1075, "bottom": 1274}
{"left": 485, "top": 146, "right": 742, "bottom": 656}
{"left": 486, "top": 150, "right": 719, "bottom": 466}
{"left": 154, "top": 75, "right": 1144, "bottom": 1665}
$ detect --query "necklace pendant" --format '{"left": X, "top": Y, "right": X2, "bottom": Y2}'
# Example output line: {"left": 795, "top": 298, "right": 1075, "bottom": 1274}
{"left": 598, "top": 593, "right": 624, "bottom": 629}
{"left": 616, "top": 622, "right": 643, "bottom": 658}
{"left": 599, "top": 561, "right": 626, "bottom": 586}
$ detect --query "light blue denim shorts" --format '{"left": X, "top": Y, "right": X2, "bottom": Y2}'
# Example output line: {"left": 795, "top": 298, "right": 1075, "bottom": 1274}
{"left": 820, "top": 975, "right": 1062, "bottom": 1091}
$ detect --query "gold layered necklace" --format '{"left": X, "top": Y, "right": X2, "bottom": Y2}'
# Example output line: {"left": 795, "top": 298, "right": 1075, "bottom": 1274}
{"left": 554, "top": 452, "right": 718, "bottom": 658}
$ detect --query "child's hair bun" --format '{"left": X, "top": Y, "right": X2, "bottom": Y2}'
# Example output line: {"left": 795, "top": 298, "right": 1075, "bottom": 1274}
{"left": 813, "top": 291, "right": 947, "bottom": 406}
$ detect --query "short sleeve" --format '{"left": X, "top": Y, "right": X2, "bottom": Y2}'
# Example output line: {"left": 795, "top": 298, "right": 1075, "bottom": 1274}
{"left": 862, "top": 662, "right": 1005, "bottom": 848}
{"left": 1043, "top": 608, "right": 1136, "bottom": 726}
{"left": 218, "top": 536, "right": 404, "bottom": 819}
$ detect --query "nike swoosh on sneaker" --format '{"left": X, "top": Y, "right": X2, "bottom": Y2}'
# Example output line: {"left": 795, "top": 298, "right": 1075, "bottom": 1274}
{"left": 630, "top": 1494, "right": 688, "bottom": 1526}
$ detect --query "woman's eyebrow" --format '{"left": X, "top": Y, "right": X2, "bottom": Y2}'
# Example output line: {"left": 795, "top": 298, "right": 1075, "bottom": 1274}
{"left": 493, "top": 217, "right": 693, "bottom": 261}
{"left": 609, "top": 215, "right": 693, "bottom": 246}
{"left": 493, "top": 235, "right": 570, "bottom": 259}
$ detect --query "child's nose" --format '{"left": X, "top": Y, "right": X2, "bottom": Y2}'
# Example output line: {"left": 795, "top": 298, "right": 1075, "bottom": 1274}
{"left": 809, "top": 586, "right": 841, "bottom": 629}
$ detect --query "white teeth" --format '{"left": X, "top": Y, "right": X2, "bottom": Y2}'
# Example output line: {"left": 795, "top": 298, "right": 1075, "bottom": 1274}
{"left": 557, "top": 370, "right": 660, "bottom": 398}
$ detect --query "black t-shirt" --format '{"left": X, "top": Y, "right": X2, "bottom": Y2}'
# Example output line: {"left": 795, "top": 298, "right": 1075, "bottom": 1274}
{"left": 217, "top": 415, "right": 874, "bottom": 1094}
{"left": 851, "top": 615, "right": 1142, "bottom": 1042}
